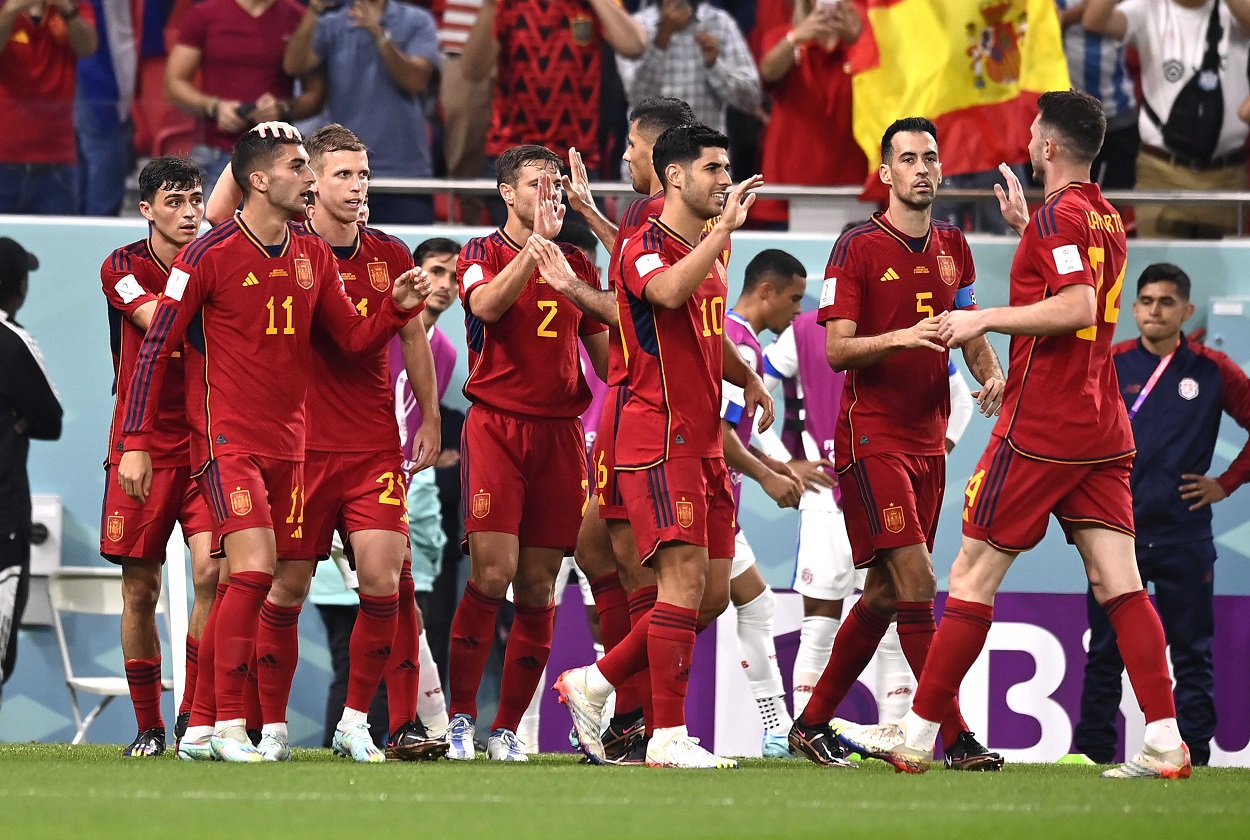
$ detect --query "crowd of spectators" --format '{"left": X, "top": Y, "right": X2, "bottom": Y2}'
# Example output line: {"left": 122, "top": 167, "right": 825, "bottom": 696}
{"left": 1, "top": 0, "right": 1249, "bottom": 235}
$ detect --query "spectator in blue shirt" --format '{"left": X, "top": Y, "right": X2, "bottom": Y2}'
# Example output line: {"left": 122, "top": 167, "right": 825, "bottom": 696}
{"left": 283, "top": 0, "right": 441, "bottom": 225}
{"left": 1075, "top": 263, "right": 1250, "bottom": 767}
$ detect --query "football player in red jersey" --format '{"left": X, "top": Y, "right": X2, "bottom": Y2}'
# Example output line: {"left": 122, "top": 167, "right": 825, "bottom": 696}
{"left": 843, "top": 91, "right": 1191, "bottom": 780}
{"left": 554, "top": 124, "right": 766, "bottom": 769}
{"left": 100, "top": 157, "right": 216, "bottom": 758}
{"left": 443, "top": 144, "right": 609, "bottom": 762}
{"left": 118, "top": 129, "right": 430, "bottom": 762}
{"left": 787, "top": 116, "right": 1006, "bottom": 771}
{"left": 220, "top": 124, "right": 445, "bottom": 764}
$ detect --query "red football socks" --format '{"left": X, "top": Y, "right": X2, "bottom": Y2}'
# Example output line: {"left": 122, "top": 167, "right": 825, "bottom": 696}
{"left": 385, "top": 562, "right": 421, "bottom": 733}
{"left": 912, "top": 598, "right": 994, "bottom": 725}
{"left": 1105, "top": 589, "right": 1177, "bottom": 723}
{"left": 624, "top": 586, "right": 657, "bottom": 729}
{"left": 125, "top": 656, "right": 164, "bottom": 731}
{"left": 345, "top": 592, "right": 400, "bottom": 713}
{"left": 255, "top": 600, "right": 302, "bottom": 725}
{"left": 448, "top": 581, "right": 502, "bottom": 719}
{"left": 178, "top": 636, "right": 199, "bottom": 718}
{"left": 213, "top": 571, "right": 271, "bottom": 722}
{"left": 493, "top": 601, "right": 556, "bottom": 733}
{"left": 896, "top": 600, "right": 969, "bottom": 750}
{"left": 589, "top": 573, "right": 635, "bottom": 711}
{"left": 189, "top": 583, "right": 227, "bottom": 728}
{"left": 647, "top": 603, "right": 698, "bottom": 730}
{"left": 801, "top": 600, "right": 890, "bottom": 724}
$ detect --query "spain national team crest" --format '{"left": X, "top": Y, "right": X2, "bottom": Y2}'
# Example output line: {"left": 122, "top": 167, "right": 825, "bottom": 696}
{"left": 472, "top": 491, "right": 491, "bottom": 519}
{"left": 106, "top": 514, "right": 124, "bottom": 542}
{"left": 1179, "top": 378, "right": 1199, "bottom": 400}
{"left": 569, "top": 14, "right": 593, "bottom": 46}
{"left": 883, "top": 503, "right": 906, "bottom": 534}
{"left": 675, "top": 499, "right": 695, "bottom": 529}
{"left": 230, "top": 488, "right": 253, "bottom": 517}
{"left": 294, "top": 257, "right": 314, "bottom": 290}
{"left": 367, "top": 261, "right": 390, "bottom": 292}
{"left": 936, "top": 255, "right": 957, "bottom": 286}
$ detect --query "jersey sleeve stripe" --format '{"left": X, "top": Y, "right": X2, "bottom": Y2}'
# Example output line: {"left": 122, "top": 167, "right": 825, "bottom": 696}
{"left": 182, "top": 221, "right": 236, "bottom": 267}
{"left": 827, "top": 226, "right": 871, "bottom": 270}
{"left": 121, "top": 302, "right": 178, "bottom": 433}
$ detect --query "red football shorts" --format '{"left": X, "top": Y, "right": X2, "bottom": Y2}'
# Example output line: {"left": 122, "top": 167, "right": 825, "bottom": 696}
{"left": 100, "top": 465, "right": 214, "bottom": 563}
{"left": 838, "top": 452, "right": 945, "bottom": 569}
{"left": 617, "top": 456, "right": 736, "bottom": 564}
{"left": 303, "top": 448, "right": 410, "bottom": 559}
{"left": 962, "top": 435, "right": 1135, "bottom": 551}
{"left": 461, "top": 405, "right": 587, "bottom": 552}
{"left": 592, "top": 385, "right": 629, "bottom": 521}
{"left": 196, "top": 454, "right": 305, "bottom": 560}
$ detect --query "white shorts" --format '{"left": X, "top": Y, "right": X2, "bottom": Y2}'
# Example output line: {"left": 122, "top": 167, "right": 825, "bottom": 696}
{"left": 730, "top": 529, "right": 756, "bottom": 580}
{"left": 792, "top": 506, "right": 856, "bottom": 601}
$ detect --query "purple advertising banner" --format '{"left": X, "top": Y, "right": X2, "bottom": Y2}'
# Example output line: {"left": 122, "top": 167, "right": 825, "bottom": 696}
{"left": 538, "top": 588, "right": 1250, "bottom": 765}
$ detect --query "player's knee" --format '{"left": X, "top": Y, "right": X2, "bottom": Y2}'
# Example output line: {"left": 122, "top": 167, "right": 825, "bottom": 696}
{"left": 268, "top": 574, "right": 311, "bottom": 608}
{"left": 471, "top": 565, "right": 512, "bottom": 599}
{"left": 736, "top": 586, "right": 775, "bottom": 630}
{"left": 860, "top": 585, "right": 897, "bottom": 619}
{"left": 122, "top": 574, "right": 161, "bottom": 615}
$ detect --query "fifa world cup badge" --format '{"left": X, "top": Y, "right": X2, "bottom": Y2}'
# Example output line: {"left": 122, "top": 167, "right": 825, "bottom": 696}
{"left": 294, "top": 257, "right": 314, "bottom": 289}
{"left": 368, "top": 261, "right": 390, "bottom": 292}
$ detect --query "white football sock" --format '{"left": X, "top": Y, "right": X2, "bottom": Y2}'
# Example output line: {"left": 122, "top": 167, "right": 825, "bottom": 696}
{"left": 874, "top": 622, "right": 915, "bottom": 721}
{"left": 1144, "top": 717, "right": 1182, "bottom": 753}
{"left": 736, "top": 588, "right": 787, "bottom": 701}
{"left": 793, "top": 615, "right": 839, "bottom": 719}
{"left": 901, "top": 710, "right": 941, "bottom": 753}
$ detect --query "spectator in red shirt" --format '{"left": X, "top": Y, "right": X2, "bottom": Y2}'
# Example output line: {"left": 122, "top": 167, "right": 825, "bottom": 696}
{"left": 164, "top": 0, "right": 324, "bottom": 185}
{"left": 753, "top": 0, "right": 866, "bottom": 228}
{"left": 0, "top": 0, "right": 97, "bottom": 214}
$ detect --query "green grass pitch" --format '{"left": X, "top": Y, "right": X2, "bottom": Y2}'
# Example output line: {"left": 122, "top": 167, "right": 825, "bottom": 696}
{"left": 1, "top": 744, "right": 1246, "bottom": 839}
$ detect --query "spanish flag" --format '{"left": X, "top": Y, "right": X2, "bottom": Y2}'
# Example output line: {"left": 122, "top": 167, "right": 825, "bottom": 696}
{"left": 849, "top": 0, "right": 1071, "bottom": 182}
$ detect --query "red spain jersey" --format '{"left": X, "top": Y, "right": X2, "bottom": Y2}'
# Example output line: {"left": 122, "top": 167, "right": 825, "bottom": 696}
{"left": 122, "top": 215, "right": 415, "bottom": 470}
{"left": 304, "top": 223, "right": 415, "bottom": 454}
{"left": 459, "top": 229, "right": 605, "bottom": 418}
{"left": 994, "top": 182, "right": 1133, "bottom": 463}
{"left": 817, "top": 212, "right": 976, "bottom": 467}
{"left": 616, "top": 218, "right": 727, "bottom": 468}
{"left": 487, "top": 0, "right": 608, "bottom": 168}
{"left": 102, "top": 240, "right": 192, "bottom": 469}
{"left": 605, "top": 191, "right": 666, "bottom": 386}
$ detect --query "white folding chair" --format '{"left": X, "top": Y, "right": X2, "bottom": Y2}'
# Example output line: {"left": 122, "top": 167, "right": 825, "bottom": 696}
{"left": 48, "top": 567, "right": 173, "bottom": 744}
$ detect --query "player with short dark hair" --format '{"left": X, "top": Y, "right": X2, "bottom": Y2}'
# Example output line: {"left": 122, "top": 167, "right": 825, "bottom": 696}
{"left": 555, "top": 124, "right": 768, "bottom": 770}
{"left": 842, "top": 90, "right": 1192, "bottom": 780}
{"left": 443, "top": 143, "right": 609, "bottom": 762}
{"left": 787, "top": 115, "right": 1006, "bottom": 771}
{"left": 100, "top": 156, "right": 216, "bottom": 758}
{"left": 119, "top": 129, "right": 430, "bottom": 762}
{"left": 234, "top": 124, "right": 445, "bottom": 764}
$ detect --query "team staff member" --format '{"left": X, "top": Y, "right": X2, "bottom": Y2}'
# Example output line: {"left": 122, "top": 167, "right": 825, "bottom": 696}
{"left": 1076, "top": 263, "right": 1250, "bottom": 767}
{"left": 0, "top": 237, "right": 62, "bottom": 699}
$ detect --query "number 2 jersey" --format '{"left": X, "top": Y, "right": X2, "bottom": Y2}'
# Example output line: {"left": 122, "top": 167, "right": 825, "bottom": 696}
{"left": 458, "top": 228, "right": 606, "bottom": 418}
{"left": 817, "top": 212, "right": 976, "bottom": 468}
{"left": 122, "top": 215, "right": 414, "bottom": 470}
{"left": 994, "top": 181, "right": 1132, "bottom": 463}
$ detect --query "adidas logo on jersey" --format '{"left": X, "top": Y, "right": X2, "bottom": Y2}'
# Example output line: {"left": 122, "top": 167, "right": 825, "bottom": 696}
{"left": 879, "top": 267, "right": 900, "bottom": 283}
{"left": 216, "top": 434, "right": 227, "bottom": 444}
{"left": 675, "top": 435, "right": 686, "bottom": 445}
{"left": 242, "top": 272, "right": 260, "bottom": 287}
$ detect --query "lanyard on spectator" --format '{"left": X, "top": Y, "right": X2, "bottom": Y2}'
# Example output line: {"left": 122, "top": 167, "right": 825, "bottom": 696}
{"left": 1127, "top": 350, "right": 1176, "bottom": 419}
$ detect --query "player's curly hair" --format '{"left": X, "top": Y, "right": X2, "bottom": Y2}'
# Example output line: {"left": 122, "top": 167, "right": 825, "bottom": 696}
{"left": 138, "top": 156, "right": 205, "bottom": 204}
{"left": 495, "top": 144, "right": 563, "bottom": 187}
{"left": 651, "top": 124, "right": 729, "bottom": 189}
{"left": 1037, "top": 90, "right": 1106, "bottom": 166}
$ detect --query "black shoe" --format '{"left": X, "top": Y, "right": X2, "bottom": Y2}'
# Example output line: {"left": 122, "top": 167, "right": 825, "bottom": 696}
{"left": 603, "top": 712, "right": 645, "bottom": 763}
{"left": 788, "top": 717, "right": 856, "bottom": 769}
{"left": 386, "top": 720, "right": 450, "bottom": 762}
{"left": 247, "top": 728, "right": 263, "bottom": 747}
{"left": 944, "top": 730, "right": 1005, "bottom": 771}
{"left": 123, "top": 728, "right": 167, "bottom": 757}
{"left": 174, "top": 711, "right": 190, "bottom": 742}
{"left": 607, "top": 734, "right": 648, "bottom": 765}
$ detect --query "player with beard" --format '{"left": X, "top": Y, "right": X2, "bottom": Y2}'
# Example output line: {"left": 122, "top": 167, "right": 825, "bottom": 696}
{"left": 786, "top": 117, "right": 1006, "bottom": 771}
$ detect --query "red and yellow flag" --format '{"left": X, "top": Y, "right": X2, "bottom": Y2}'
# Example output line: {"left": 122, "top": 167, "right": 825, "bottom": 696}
{"left": 848, "top": 0, "right": 1070, "bottom": 184}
